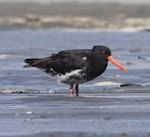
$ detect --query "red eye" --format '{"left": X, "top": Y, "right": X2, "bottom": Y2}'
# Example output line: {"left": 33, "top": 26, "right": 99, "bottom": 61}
{"left": 102, "top": 50, "right": 106, "bottom": 54}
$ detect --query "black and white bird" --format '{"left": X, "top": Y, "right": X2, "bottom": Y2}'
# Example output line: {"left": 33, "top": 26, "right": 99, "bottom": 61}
{"left": 24, "top": 45, "right": 127, "bottom": 97}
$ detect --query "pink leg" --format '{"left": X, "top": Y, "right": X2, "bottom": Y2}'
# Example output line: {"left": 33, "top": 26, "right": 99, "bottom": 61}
{"left": 69, "top": 84, "right": 74, "bottom": 97}
{"left": 75, "top": 84, "right": 79, "bottom": 97}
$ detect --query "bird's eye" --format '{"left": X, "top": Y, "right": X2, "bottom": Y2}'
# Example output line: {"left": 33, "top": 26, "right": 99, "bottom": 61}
{"left": 102, "top": 50, "right": 106, "bottom": 54}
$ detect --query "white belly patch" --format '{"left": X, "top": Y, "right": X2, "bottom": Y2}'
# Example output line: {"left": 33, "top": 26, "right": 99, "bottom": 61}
{"left": 55, "top": 69, "right": 86, "bottom": 84}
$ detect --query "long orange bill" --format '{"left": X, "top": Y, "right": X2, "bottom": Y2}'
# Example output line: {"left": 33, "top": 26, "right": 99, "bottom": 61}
{"left": 107, "top": 56, "right": 127, "bottom": 72}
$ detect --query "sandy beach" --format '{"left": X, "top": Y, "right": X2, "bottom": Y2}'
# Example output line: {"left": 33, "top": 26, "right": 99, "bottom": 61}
{"left": 0, "top": 1, "right": 150, "bottom": 137}
{"left": 0, "top": 30, "right": 150, "bottom": 136}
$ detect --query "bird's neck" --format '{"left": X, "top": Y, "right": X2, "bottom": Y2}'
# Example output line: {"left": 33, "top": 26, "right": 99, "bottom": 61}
{"left": 86, "top": 56, "right": 108, "bottom": 80}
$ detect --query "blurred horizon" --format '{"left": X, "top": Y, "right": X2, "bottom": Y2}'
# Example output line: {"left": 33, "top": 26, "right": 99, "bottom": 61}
{"left": 0, "top": 0, "right": 150, "bottom": 4}
{"left": 0, "top": 0, "right": 150, "bottom": 31}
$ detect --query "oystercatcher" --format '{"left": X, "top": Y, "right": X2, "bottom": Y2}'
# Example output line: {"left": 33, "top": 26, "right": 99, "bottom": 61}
{"left": 24, "top": 45, "right": 127, "bottom": 97}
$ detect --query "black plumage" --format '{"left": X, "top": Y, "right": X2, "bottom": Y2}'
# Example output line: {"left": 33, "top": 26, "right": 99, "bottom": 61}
{"left": 24, "top": 45, "right": 126, "bottom": 97}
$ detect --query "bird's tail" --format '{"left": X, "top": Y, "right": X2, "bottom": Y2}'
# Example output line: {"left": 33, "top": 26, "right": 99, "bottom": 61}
{"left": 24, "top": 58, "right": 42, "bottom": 67}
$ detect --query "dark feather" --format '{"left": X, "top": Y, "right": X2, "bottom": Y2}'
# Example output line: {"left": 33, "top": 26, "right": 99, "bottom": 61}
{"left": 24, "top": 49, "right": 91, "bottom": 74}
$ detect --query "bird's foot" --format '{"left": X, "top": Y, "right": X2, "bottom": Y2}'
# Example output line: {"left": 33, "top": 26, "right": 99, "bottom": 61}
{"left": 69, "top": 88, "right": 74, "bottom": 97}
{"left": 75, "top": 84, "right": 79, "bottom": 97}
{"left": 70, "top": 84, "right": 74, "bottom": 97}
{"left": 69, "top": 84, "right": 79, "bottom": 97}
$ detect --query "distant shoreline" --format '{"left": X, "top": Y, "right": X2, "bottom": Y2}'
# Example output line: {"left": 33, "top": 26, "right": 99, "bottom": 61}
{"left": 0, "top": 1, "right": 150, "bottom": 17}
{"left": 0, "top": 1, "right": 150, "bottom": 31}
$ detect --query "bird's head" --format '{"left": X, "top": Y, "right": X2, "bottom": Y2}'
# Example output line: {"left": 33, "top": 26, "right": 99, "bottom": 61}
{"left": 93, "top": 45, "right": 127, "bottom": 72}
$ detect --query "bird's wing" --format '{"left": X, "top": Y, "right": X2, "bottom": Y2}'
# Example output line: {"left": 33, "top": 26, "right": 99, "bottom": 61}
{"left": 24, "top": 49, "right": 91, "bottom": 74}
{"left": 50, "top": 49, "right": 91, "bottom": 74}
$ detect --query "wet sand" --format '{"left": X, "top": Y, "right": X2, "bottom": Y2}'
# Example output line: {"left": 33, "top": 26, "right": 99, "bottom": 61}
{"left": 0, "top": 30, "right": 150, "bottom": 137}
{"left": 0, "top": 1, "right": 150, "bottom": 136}
{"left": 0, "top": 86, "right": 150, "bottom": 137}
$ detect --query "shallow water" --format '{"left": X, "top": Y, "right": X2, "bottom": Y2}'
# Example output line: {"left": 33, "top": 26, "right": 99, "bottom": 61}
{"left": 0, "top": 30, "right": 150, "bottom": 92}
{"left": 0, "top": 30, "right": 150, "bottom": 136}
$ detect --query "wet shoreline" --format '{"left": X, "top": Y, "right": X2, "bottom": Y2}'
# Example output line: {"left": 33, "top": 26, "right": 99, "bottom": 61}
{"left": 0, "top": 85, "right": 150, "bottom": 137}
{"left": 0, "top": 3, "right": 150, "bottom": 135}
{"left": 0, "top": 1, "right": 150, "bottom": 31}
{"left": 0, "top": 15, "right": 150, "bottom": 32}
